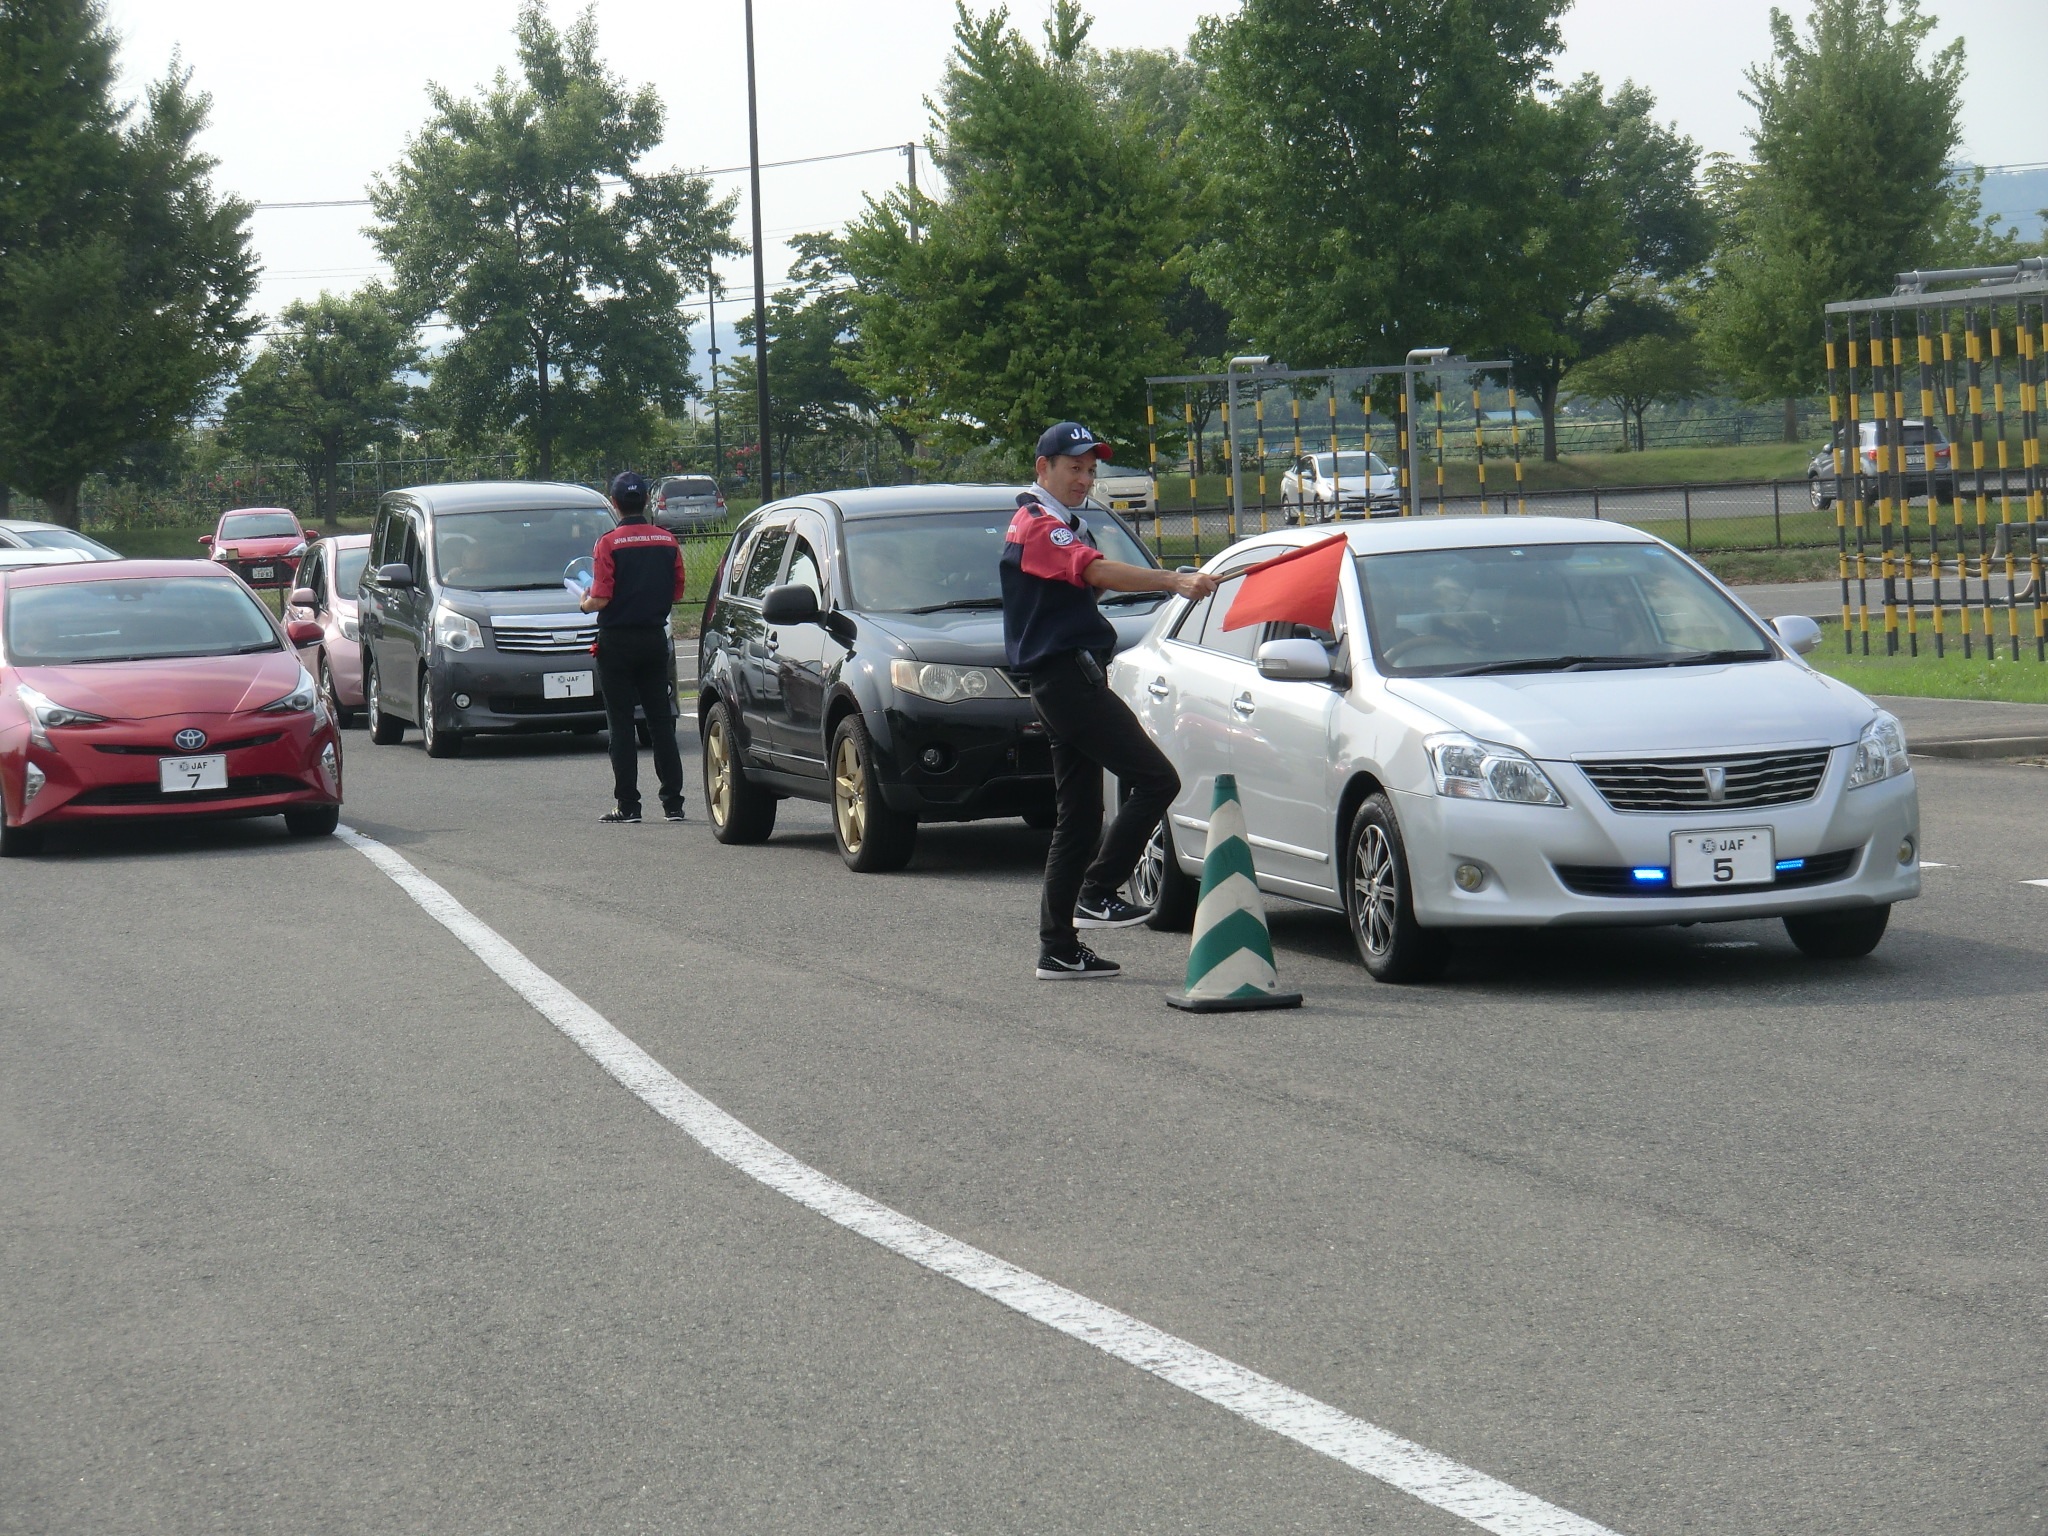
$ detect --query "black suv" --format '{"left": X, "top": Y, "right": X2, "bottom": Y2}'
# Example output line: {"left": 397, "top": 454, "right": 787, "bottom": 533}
{"left": 697, "top": 485, "right": 1164, "bottom": 871}
{"left": 358, "top": 481, "right": 674, "bottom": 758}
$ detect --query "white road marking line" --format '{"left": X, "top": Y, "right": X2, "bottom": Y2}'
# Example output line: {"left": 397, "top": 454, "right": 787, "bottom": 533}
{"left": 1918, "top": 862, "right": 1950, "bottom": 869}
{"left": 2025, "top": 879, "right": 2048, "bottom": 890}
{"left": 336, "top": 824, "right": 1623, "bottom": 1536}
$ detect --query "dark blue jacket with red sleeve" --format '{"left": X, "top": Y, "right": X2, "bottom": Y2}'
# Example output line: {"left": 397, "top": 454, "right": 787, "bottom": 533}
{"left": 999, "top": 492, "right": 1117, "bottom": 670}
{"left": 590, "top": 517, "right": 685, "bottom": 628}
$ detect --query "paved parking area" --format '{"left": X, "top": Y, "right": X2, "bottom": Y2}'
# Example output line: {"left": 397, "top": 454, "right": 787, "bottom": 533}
{"left": 4, "top": 732, "right": 2046, "bottom": 1534}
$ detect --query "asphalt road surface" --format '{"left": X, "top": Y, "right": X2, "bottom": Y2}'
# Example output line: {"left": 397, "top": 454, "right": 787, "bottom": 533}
{"left": 5, "top": 724, "right": 2047, "bottom": 1535}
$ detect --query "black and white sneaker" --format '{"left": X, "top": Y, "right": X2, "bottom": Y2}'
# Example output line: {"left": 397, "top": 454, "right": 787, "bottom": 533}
{"left": 1035, "top": 943, "right": 1121, "bottom": 980}
{"left": 662, "top": 802, "right": 687, "bottom": 823}
{"left": 600, "top": 807, "right": 642, "bottom": 824}
{"left": 1074, "top": 889, "right": 1149, "bottom": 928}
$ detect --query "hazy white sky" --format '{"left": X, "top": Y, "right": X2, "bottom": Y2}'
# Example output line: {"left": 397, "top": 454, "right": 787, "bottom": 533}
{"left": 104, "top": 0, "right": 2048, "bottom": 335}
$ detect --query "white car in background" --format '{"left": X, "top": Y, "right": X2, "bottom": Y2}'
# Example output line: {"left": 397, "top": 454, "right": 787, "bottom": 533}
{"left": 1111, "top": 517, "right": 1920, "bottom": 980}
{"left": 1091, "top": 461, "right": 1156, "bottom": 514}
{"left": 1279, "top": 450, "right": 1400, "bottom": 520}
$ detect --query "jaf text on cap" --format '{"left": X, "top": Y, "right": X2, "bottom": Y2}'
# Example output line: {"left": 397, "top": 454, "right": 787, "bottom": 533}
{"left": 1036, "top": 422, "right": 1113, "bottom": 462}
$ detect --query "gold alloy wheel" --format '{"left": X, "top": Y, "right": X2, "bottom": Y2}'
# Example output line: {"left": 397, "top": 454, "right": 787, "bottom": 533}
{"left": 705, "top": 713, "right": 734, "bottom": 829}
{"left": 833, "top": 733, "right": 867, "bottom": 855}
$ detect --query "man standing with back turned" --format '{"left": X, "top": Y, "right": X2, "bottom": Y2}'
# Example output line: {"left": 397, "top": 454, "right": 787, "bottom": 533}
{"left": 1002, "top": 422, "right": 1218, "bottom": 979}
{"left": 580, "top": 471, "right": 687, "bottom": 824}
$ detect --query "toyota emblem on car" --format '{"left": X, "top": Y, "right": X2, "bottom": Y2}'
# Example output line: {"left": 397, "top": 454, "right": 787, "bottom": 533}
{"left": 174, "top": 728, "right": 208, "bottom": 752}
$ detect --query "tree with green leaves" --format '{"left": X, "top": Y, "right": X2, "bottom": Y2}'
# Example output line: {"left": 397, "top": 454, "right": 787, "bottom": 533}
{"left": 1699, "top": 0, "right": 2006, "bottom": 435}
{"left": 0, "top": 0, "right": 256, "bottom": 526}
{"left": 369, "top": 3, "right": 740, "bottom": 478}
{"left": 1187, "top": 0, "right": 1565, "bottom": 371}
{"left": 1568, "top": 331, "right": 1712, "bottom": 452}
{"left": 725, "top": 235, "right": 875, "bottom": 495}
{"left": 221, "top": 285, "right": 423, "bottom": 528}
{"left": 1506, "top": 78, "right": 1715, "bottom": 460}
{"left": 840, "top": 2, "right": 1185, "bottom": 459}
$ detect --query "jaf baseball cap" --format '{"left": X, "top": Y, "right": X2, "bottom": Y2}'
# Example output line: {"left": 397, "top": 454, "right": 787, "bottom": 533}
{"left": 609, "top": 470, "right": 650, "bottom": 508}
{"left": 1036, "top": 421, "right": 1113, "bottom": 462}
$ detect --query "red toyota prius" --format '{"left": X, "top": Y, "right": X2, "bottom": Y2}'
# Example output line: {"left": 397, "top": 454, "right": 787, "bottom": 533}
{"left": 0, "top": 561, "right": 343, "bottom": 856}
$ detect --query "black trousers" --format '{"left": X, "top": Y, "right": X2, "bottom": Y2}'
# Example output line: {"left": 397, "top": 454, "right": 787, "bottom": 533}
{"left": 1028, "top": 651, "right": 1181, "bottom": 950}
{"left": 595, "top": 625, "right": 684, "bottom": 814}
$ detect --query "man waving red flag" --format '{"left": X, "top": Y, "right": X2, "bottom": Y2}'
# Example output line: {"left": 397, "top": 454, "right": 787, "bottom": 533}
{"left": 1221, "top": 533, "right": 1350, "bottom": 632}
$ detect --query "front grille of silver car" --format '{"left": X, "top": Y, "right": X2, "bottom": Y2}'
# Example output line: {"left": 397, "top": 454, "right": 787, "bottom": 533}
{"left": 1577, "top": 749, "right": 1832, "bottom": 813}
{"left": 494, "top": 623, "right": 597, "bottom": 655}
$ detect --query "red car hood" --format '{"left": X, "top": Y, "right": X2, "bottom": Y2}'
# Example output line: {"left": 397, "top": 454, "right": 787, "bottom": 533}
{"left": 18, "top": 650, "right": 305, "bottom": 720}
{"left": 218, "top": 536, "right": 302, "bottom": 557}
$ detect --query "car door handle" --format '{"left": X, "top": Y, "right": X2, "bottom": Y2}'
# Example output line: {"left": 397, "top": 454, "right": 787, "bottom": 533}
{"left": 1147, "top": 677, "right": 1170, "bottom": 699}
{"left": 1231, "top": 692, "right": 1255, "bottom": 716}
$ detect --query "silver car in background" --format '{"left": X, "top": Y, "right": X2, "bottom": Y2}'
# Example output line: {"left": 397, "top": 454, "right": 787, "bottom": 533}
{"left": 1279, "top": 451, "right": 1400, "bottom": 521}
{"left": 1112, "top": 517, "right": 1919, "bottom": 981}
{"left": 652, "top": 474, "right": 726, "bottom": 531}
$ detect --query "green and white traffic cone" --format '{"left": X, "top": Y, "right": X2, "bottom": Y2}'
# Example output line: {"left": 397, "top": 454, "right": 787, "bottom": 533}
{"left": 1166, "top": 774, "right": 1302, "bottom": 1012}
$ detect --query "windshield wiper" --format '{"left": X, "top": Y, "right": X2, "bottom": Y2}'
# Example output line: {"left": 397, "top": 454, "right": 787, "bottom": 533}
{"left": 1441, "top": 655, "right": 1621, "bottom": 676}
{"left": 900, "top": 597, "right": 1005, "bottom": 614}
{"left": 490, "top": 582, "right": 573, "bottom": 591}
{"left": 1100, "top": 591, "right": 1165, "bottom": 606}
{"left": 1441, "top": 648, "right": 1773, "bottom": 676}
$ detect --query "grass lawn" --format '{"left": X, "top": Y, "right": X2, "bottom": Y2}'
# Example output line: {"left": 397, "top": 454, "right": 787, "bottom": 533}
{"left": 1806, "top": 621, "right": 2048, "bottom": 703}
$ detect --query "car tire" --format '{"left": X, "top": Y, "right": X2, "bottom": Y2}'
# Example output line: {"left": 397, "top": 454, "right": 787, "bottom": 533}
{"left": 284, "top": 804, "right": 341, "bottom": 838}
{"left": 1342, "top": 793, "right": 1447, "bottom": 983}
{"left": 571, "top": 722, "right": 603, "bottom": 736}
{"left": 702, "top": 699, "right": 776, "bottom": 844}
{"left": 1809, "top": 478, "right": 1832, "bottom": 510}
{"left": 0, "top": 816, "right": 44, "bottom": 857}
{"left": 420, "top": 673, "right": 463, "bottom": 758}
{"left": 1020, "top": 802, "right": 1057, "bottom": 830}
{"left": 1126, "top": 816, "right": 1198, "bottom": 933}
{"left": 830, "top": 714, "right": 916, "bottom": 873}
{"left": 1783, "top": 904, "right": 1890, "bottom": 959}
{"left": 319, "top": 655, "right": 355, "bottom": 729}
{"left": 365, "top": 654, "right": 405, "bottom": 745}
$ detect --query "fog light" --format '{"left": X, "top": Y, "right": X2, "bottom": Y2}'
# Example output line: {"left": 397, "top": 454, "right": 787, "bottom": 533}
{"left": 1898, "top": 836, "right": 1915, "bottom": 865}
{"left": 22, "top": 761, "right": 45, "bottom": 804}
{"left": 1454, "top": 862, "right": 1485, "bottom": 892}
{"left": 320, "top": 741, "right": 339, "bottom": 787}
{"left": 454, "top": 693, "right": 471, "bottom": 709}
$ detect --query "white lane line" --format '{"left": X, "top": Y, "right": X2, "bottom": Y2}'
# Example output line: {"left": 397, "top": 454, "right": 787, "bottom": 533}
{"left": 336, "top": 824, "right": 1622, "bottom": 1536}
{"left": 1918, "top": 862, "right": 1950, "bottom": 869}
{"left": 2025, "top": 879, "right": 2048, "bottom": 890}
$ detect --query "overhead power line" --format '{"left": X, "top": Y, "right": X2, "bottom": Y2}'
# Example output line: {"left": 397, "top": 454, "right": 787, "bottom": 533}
{"left": 251, "top": 141, "right": 913, "bottom": 211}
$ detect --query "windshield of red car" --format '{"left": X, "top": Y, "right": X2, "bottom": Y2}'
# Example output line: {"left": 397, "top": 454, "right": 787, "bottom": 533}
{"left": 220, "top": 512, "right": 299, "bottom": 540}
{"left": 4, "top": 577, "right": 281, "bottom": 665}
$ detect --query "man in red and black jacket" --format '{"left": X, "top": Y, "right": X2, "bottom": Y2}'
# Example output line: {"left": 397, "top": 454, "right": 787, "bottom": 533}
{"left": 579, "top": 471, "right": 687, "bottom": 823}
{"left": 1002, "top": 422, "right": 1217, "bottom": 980}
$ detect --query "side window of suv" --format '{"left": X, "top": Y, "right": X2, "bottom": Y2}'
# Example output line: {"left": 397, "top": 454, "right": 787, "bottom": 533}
{"left": 399, "top": 514, "right": 424, "bottom": 576}
{"left": 785, "top": 536, "right": 824, "bottom": 600}
{"left": 738, "top": 527, "right": 790, "bottom": 600}
{"left": 371, "top": 508, "right": 399, "bottom": 569}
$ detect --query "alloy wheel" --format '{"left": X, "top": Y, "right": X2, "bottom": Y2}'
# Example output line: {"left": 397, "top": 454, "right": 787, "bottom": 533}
{"left": 1129, "top": 823, "right": 1166, "bottom": 911}
{"left": 319, "top": 656, "right": 340, "bottom": 720}
{"left": 833, "top": 734, "right": 867, "bottom": 855}
{"left": 1350, "top": 822, "right": 1398, "bottom": 957}
{"left": 706, "top": 714, "right": 734, "bottom": 829}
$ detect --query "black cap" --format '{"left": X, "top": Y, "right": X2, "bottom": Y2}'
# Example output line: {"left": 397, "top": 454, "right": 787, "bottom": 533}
{"left": 608, "top": 470, "right": 649, "bottom": 512}
{"left": 1035, "top": 421, "right": 1112, "bottom": 462}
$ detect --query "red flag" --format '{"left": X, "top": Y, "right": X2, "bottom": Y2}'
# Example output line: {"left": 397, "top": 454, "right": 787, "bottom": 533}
{"left": 1221, "top": 534, "right": 1349, "bottom": 632}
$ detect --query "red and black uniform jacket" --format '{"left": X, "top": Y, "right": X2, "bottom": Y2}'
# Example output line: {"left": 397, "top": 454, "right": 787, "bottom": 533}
{"left": 999, "top": 493, "right": 1117, "bottom": 670}
{"left": 591, "top": 517, "right": 685, "bottom": 629}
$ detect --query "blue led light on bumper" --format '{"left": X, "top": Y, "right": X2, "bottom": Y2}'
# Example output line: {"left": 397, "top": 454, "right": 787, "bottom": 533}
{"left": 1631, "top": 868, "right": 1668, "bottom": 883}
{"left": 1775, "top": 858, "right": 1806, "bottom": 872}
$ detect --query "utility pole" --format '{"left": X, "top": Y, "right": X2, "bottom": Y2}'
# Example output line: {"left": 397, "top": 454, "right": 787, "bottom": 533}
{"left": 1226, "top": 354, "right": 1270, "bottom": 537}
{"left": 904, "top": 142, "right": 919, "bottom": 243}
{"left": 706, "top": 263, "right": 722, "bottom": 483}
{"left": 1404, "top": 346, "right": 1449, "bottom": 519}
{"left": 744, "top": 0, "right": 773, "bottom": 502}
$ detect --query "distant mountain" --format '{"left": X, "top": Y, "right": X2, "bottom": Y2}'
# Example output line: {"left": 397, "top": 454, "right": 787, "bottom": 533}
{"left": 1979, "top": 165, "right": 2047, "bottom": 242}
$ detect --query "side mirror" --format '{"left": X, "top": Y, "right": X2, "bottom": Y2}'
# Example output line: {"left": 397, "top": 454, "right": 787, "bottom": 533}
{"left": 760, "top": 582, "right": 822, "bottom": 626}
{"left": 197, "top": 534, "right": 213, "bottom": 546}
{"left": 375, "top": 562, "right": 413, "bottom": 587}
{"left": 285, "top": 619, "right": 323, "bottom": 646}
{"left": 288, "top": 587, "right": 318, "bottom": 609}
{"left": 1256, "top": 637, "right": 1334, "bottom": 681}
{"left": 1771, "top": 614, "right": 1823, "bottom": 656}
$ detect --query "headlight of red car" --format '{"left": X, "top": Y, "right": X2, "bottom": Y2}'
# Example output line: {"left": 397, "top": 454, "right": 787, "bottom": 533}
{"left": 16, "top": 682, "right": 108, "bottom": 749}
{"left": 258, "top": 667, "right": 319, "bottom": 715}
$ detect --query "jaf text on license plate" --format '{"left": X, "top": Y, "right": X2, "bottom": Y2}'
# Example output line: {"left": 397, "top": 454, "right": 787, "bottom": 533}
{"left": 543, "top": 670, "right": 595, "bottom": 699}
{"left": 158, "top": 754, "right": 227, "bottom": 793}
{"left": 1671, "top": 827, "right": 1774, "bottom": 888}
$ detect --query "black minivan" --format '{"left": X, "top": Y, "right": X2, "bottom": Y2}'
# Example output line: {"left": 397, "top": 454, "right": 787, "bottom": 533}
{"left": 697, "top": 485, "right": 1164, "bottom": 872}
{"left": 358, "top": 481, "right": 674, "bottom": 758}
